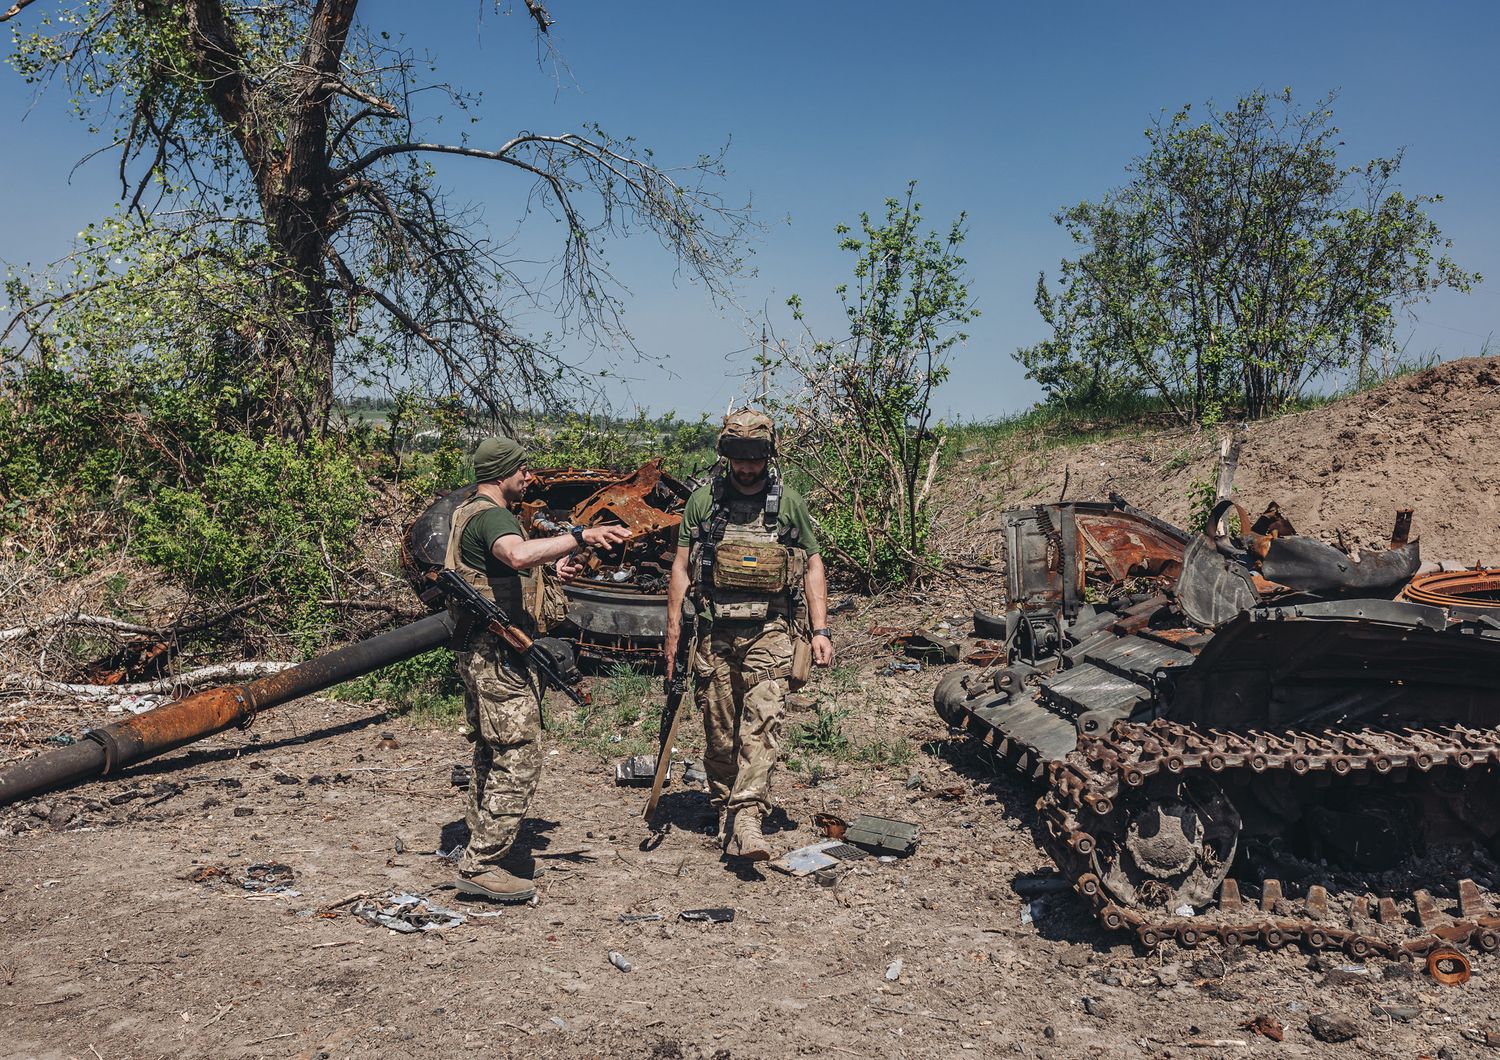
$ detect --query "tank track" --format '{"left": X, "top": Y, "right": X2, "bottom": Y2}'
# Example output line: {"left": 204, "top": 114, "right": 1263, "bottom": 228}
{"left": 1038, "top": 717, "right": 1500, "bottom": 959}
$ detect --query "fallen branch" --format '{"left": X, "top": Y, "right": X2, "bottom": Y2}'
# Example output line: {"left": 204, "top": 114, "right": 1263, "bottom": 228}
{"left": 1, "top": 661, "right": 296, "bottom": 702}
{"left": 0, "top": 595, "right": 270, "bottom": 645}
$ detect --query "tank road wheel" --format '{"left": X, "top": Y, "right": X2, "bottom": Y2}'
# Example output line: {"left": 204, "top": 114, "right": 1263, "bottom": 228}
{"left": 1096, "top": 777, "right": 1241, "bottom": 913}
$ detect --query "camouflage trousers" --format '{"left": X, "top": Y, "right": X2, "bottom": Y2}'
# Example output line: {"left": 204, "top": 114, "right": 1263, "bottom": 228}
{"left": 694, "top": 614, "right": 793, "bottom": 819}
{"left": 457, "top": 634, "right": 542, "bottom": 876}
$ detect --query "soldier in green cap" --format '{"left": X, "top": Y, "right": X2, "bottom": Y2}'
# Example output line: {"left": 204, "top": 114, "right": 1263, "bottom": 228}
{"left": 446, "top": 435, "right": 632, "bottom": 902}
{"left": 664, "top": 409, "right": 834, "bottom": 861}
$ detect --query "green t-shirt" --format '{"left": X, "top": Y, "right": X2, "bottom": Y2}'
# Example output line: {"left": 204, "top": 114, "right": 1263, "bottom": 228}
{"left": 459, "top": 502, "right": 524, "bottom": 579}
{"left": 677, "top": 478, "right": 822, "bottom": 556}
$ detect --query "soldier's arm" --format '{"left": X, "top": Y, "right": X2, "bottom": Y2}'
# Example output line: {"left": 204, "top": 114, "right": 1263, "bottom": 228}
{"left": 805, "top": 553, "right": 834, "bottom": 666}
{"left": 492, "top": 524, "right": 631, "bottom": 570}
{"left": 664, "top": 548, "right": 692, "bottom": 679}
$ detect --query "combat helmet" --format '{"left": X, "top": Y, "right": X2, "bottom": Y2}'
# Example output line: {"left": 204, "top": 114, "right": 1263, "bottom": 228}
{"left": 717, "top": 408, "right": 777, "bottom": 459}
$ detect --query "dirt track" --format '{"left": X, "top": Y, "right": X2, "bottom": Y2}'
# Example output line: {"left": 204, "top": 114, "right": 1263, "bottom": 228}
{"left": 7, "top": 360, "right": 1500, "bottom": 1058}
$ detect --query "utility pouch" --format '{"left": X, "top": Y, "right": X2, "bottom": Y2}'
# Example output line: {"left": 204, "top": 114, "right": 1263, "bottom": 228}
{"left": 522, "top": 567, "right": 569, "bottom": 634}
{"left": 712, "top": 540, "right": 789, "bottom": 593}
{"left": 713, "top": 596, "right": 770, "bottom": 621}
{"left": 788, "top": 595, "right": 812, "bottom": 690}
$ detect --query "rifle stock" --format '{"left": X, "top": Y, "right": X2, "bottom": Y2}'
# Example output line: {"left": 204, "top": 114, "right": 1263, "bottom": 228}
{"left": 643, "top": 621, "right": 696, "bottom": 824}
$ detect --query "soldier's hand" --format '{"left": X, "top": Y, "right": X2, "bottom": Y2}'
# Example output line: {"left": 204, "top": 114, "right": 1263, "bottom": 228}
{"left": 812, "top": 633, "right": 834, "bottom": 667}
{"left": 555, "top": 553, "right": 585, "bottom": 583}
{"left": 583, "top": 524, "right": 632, "bottom": 549}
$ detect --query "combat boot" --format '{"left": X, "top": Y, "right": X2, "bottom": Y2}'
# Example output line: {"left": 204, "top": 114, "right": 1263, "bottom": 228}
{"left": 455, "top": 866, "right": 536, "bottom": 903}
{"left": 727, "top": 809, "right": 771, "bottom": 862}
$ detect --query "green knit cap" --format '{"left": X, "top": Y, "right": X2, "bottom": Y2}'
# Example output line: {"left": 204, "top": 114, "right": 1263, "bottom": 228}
{"left": 471, "top": 435, "right": 527, "bottom": 483}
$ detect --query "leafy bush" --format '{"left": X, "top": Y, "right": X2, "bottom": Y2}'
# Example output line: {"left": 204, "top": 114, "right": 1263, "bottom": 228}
{"left": 131, "top": 433, "right": 370, "bottom": 644}
{"left": 773, "top": 183, "right": 977, "bottom": 590}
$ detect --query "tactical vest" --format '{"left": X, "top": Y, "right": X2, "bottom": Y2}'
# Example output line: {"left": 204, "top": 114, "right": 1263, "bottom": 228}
{"left": 441, "top": 488, "right": 531, "bottom": 638}
{"left": 689, "top": 472, "right": 806, "bottom": 621}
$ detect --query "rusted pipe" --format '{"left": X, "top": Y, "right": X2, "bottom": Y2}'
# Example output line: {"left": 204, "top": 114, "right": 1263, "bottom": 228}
{"left": 0, "top": 611, "right": 455, "bottom": 806}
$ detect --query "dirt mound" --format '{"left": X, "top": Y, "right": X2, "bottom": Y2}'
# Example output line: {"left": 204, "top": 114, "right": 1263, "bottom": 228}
{"left": 945, "top": 356, "right": 1500, "bottom": 568}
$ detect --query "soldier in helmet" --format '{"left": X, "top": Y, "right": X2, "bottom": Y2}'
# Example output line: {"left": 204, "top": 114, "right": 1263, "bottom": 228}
{"left": 446, "top": 435, "right": 632, "bottom": 902}
{"left": 664, "top": 410, "right": 834, "bottom": 860}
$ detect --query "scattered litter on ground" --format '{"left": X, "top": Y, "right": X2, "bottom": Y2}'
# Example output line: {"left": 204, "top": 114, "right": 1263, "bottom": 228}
{"left": 618, "top": 912, "right": 664, "bottom": 923}
{"left": 1428, "top": 947, "right": 1473, "bottom": 985}
{"left": 884, "top": 958, "right": 903, "bottom": 981}
{"left": 879, "top": 660, "right": 922, "bottom": 677}
{"left": 614, "top": 754, "right": 663, "bottom": 786}
{"left": 350, "top": 893, "right": 465, "bottom": 934}
{"left": 608, "top": 951, "right": 632, "bottom": 973}
{"left": 812, "top": 813, "right": 847, "bottom": 839}
{"left": 239, "top": 863, "right": 296, "bottom": 893}
{"left": 1241, "top": 1015, "right": 1284, "bottom": 1041}
{"left": 769, "top": 840, "right": 844, "bottom": 877}
{"left": 106, "top": 694, "right": 164, "bottom": 715}
{"left": 679, "top": 907, "right": 734, "bottom": 923}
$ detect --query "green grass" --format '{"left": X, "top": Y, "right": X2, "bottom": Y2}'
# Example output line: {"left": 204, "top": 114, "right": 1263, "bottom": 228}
{"left": 945, "top": 390, "right": 1186, "bottom": 466}
{"left": 552, "top": 662, "right": 671, "bottom": 759}
{"left": 332, "top": 648, "right": 465, "bottom": 726}
{"left": 785, "top": 702, "right": 915, "bottom": 774}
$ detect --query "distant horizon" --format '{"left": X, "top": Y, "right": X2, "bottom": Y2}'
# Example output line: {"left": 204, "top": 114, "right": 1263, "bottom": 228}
{"left": 3, "top": 1, "right": 1496, "bottom": 422}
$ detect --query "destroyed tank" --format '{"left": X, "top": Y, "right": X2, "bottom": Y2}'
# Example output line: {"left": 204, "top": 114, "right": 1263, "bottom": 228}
{"left": 936, "top": 495, "right": 1500, "bottom": 965}
{"left": 403, "top": 459, "right": 692, "bottom": 668}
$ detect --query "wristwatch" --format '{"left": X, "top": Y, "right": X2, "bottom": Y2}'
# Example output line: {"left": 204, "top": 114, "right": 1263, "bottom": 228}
{"left": 811, "top": 627, "right": 833, "bottom": 641}
{"left": 570, "top": 525, "right": 587, "bottom": 549}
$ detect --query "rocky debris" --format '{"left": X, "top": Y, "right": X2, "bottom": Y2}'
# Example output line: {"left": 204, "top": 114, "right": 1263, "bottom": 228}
{"left": 1308, "top": 1012, "right": 1361, "bottom": 1043}
{"left": 1241, "top": 1014, "right": 1284, "bottom": 1042}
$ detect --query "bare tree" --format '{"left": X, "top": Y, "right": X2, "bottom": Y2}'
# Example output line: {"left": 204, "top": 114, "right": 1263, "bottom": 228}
{"left": 2, "top": 0, "right": 749, "bottom": 436}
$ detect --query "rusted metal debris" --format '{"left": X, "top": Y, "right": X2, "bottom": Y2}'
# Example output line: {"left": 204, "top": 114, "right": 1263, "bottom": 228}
{"left": 403, "top": 461, "right": 692, "bottom": 666}
{"left": 941, "top": 494, "right": 1500, "bottom": 960}
{"left": 77, "top": 638, "right": 177, "bottom": 686}
{"left": 1401, "top": 568, "right": 1500, "bottom": 613}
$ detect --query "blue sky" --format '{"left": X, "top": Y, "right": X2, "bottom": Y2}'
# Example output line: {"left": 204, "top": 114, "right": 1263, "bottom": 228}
{"left": 3, "top": 1, "right": 1497, "bottom": 420}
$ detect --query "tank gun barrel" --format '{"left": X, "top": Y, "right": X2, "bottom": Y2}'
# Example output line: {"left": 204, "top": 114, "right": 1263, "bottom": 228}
{"left": 0, "top": 611, "right": 455, "bottom": 807}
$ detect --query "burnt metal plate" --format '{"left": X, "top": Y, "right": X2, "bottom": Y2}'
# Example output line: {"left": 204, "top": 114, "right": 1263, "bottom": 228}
{"left": 844, "top": 815, "right": 919, "bottom": 857}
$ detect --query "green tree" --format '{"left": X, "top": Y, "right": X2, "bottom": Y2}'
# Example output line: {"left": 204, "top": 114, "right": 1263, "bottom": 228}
{"left": 2, "top": 0, "right": 748, "bottom": 438}
{"left": 1016, "top": 89, "right": 1479, "bottom": 423}
{"left": 773, "top": 182, "right": 978, "bottom": 590}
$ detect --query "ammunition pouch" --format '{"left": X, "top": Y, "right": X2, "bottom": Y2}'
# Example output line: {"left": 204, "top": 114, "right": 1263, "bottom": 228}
{"left": 711, "top": 539, "right": 802, "bottom": 594}
{"left": 711, "top": 594, "right": 772, "bottom": 622}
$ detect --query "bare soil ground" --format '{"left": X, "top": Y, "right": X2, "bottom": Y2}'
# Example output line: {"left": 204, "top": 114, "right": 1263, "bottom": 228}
{"left": 6, "top": 359, "right": 1500, "bottom": 1059}
{"left": 937, "top": 355, "right": 1500, "bottom": 570}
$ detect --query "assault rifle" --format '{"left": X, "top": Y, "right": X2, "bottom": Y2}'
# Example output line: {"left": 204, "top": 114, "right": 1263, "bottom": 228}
{"left": 428, "top": 568, "right": 588, "bottom": 710}
{"left": 643, "top": 606, "right": 696, "bottom": 824}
